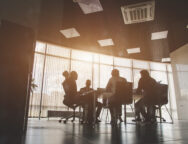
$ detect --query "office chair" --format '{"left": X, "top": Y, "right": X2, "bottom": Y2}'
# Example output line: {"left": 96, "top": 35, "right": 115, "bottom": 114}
{"left": 58, "top": 98, "right": 82, "bottom": 123}
{"left": 111, "top": 81, "right": 133, "bottom": 123}
{"left": 59, "top": 91, "right": 94, "bottom": 123}
{"left": 100, "top": 98, "right": 111, "bottom": 123}
{"left": 143, "top": 83, "right": 170, "bottom": 123}
{"left": 153, "top": 84, "right": 170, "bottom": 123}
{"left": 116, "top": 81, "right": 133, "bottom": 104}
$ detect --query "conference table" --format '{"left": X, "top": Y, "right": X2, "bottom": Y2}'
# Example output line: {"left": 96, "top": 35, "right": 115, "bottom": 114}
{"left": 82, "top": 88, "right": 143, "bottom": 124}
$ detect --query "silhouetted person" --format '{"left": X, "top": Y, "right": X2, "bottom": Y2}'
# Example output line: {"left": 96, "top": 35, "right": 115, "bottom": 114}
{"left": 63, "top": 71, "right": 79, "bottom": 107}
{"left": 135, "top": 70, "right": 157, "bottom": 122}
{"left": 80, "top": 80, "right": 102, "bottom": 123}
{"left": 106, "top": 69, "right": 127, "bottom": 124}
{"left": 62, "top": 71, "right": 69, "bottom": 95}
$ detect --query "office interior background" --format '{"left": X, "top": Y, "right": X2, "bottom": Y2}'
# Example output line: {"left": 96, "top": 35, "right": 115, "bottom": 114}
{"left": 30, "top": 41, "right": 176, "bottom": 122}
{"left": 0, "top": 0, "right": 187, "bottom": 144}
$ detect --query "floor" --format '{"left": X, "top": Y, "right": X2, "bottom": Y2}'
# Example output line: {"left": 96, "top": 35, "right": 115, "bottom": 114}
{"left": 22, "top": 118, "right": 188, "bottom": 144}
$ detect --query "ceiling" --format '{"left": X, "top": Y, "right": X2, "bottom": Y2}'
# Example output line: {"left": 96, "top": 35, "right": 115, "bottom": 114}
{"left": 38, "top": 0, "right": 188, "bottom": 62}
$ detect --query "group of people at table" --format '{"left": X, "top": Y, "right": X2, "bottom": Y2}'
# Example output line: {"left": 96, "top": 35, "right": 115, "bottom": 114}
{"left": 62, "top": 69, "right": 159, "bottom": 125}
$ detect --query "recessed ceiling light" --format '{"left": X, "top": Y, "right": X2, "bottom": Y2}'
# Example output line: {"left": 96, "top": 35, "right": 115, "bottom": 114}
{"left": 151, "top": 30, "right": 168, "bottom": 40}
{"left": 186, "top": 24, "right": 188, "bottom": 29}
{"left": 97, "top": 39, "right": 114, "bottom": 47}
{"left": 76, "top": 0, "right": 103, "bottom": 14}
{"left": 127, "top": 48, "right": 141, "bottom": 54}
{"left": 60, "top": 28, "right": 80, "bottom": 38}
{"left": 161, "top": 57, "right": 171, "bottom": 62}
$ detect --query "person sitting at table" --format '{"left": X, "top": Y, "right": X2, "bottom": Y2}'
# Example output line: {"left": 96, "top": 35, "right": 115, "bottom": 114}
{"left": 80, "top": 79, "right": 102, "bottom": 124}
{"left": 134, "top": 70, "right": 157, "bottom": 123}
{"left": 106, "top": 69, "right": 127, "bottom": 124}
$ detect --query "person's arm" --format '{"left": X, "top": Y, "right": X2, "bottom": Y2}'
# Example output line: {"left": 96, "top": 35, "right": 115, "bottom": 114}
{"left": 136, "top": 79, "right": 143, "bottom": 94}
{"left": 106, "top": 78, "right": 112, "bottom": 92}
{"left": 79, "top": 88, "right": 84, "bottom": 94}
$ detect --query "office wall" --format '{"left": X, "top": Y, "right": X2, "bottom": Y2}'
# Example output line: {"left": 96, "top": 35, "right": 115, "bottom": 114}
{"left": 170, "top": 44, "right": 188, "bottom": 120}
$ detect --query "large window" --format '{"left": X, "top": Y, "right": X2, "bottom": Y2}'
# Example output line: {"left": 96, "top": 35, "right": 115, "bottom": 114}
{"left": 30, "top": 41, "right": 177, "bottom": 119}
{"left": 71, "top": 60, "right": 92, "bottom": 90}
{"left": 29, "top": 53, "right": 45, "bottom": 117}
{"left": 100, "top": 65, "right": 113, "bottom": 88}
{"left": 40, "top": 56, "right": 70, "bottom": 116}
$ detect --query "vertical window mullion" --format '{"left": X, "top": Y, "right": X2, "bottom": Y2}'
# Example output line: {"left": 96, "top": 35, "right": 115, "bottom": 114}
{"left": 39, "top": 43, "right": 47, "bottom": 119}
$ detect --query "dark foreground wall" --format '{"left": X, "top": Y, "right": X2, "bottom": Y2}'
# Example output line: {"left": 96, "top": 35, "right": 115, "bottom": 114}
{"left": 0, "top": 20, "right": 35, "bottom": 143}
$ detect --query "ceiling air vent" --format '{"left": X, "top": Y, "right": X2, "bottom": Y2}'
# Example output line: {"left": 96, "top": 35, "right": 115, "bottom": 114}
{"left": 121, "top": 0, "right": 155, "bottom": 24}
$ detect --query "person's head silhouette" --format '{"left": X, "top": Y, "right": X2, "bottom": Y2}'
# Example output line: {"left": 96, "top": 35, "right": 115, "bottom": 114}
{"left": 111, "top": 69, "right": 119, "bottom": 77}
{"left": 140, "top": 70, "right": 149, "bottom": 78}
{"left": 70, "top": 71, "right": 78, "bottom": 80}
{"left": 62, "top": 71, "right": 69, "bottom": 79}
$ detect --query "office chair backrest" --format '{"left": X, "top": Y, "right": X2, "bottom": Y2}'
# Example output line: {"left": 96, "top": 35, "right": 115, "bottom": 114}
{"left": 63, "top": 79, "right": 70, "bottom": 95}
{"left": 144, "top": 83, "right": 168, "bottom": 105}
{"left": 62, "top": 79, "right": 76, "bottom": 108}
{"left": 155, "top": 83, "right": 168, "bottom": 105}
{"left": 115, "top": 81, "right": 133, "bottom": 105}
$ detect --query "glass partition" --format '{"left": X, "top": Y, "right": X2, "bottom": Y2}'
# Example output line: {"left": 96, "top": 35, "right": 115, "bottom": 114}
{"left": 29, "top": 53, "right": 45, "bottom": 117}
{"left": 71, "top": 60, "right": 92, "bottom": 90}
{"left": 93, "top": 53, "right": 99, "bottom": 63}
{"left": 40, "top": 56, "right": 70, "bottom": 117}
{"left": 115, "top": 67, "right": 132, "bottom": 82}
{"left": 114, "top": 57, "right": 132, "bottom": 67}
{"left": 150, "top": 71, "right": 168, "bottom": 84}
{"left": 133, "top": 60, "right": 149, "bottom": 69}
{"left": 99, "top": 54, "right": 113, "bottom": 65}
{"left": 150, "top": 62, "right": 166, "bottom": 71}
{"left": 93, "top": 64, "right": 99, "bottom": 89}
{"left": 167, "top": 64, "right": 172, "bottom": 72}
{"left": 72, "top": 49, "right": 93, "bottom": 62}
{"left": 47, "top": 44, "right": 70, "bottom": 58}
{"left": 168, "top": 72, "right": 177, "bottom": 118}
{"left": 35, "top": 42, "right": 46, "bottom": 53}
{"left": 133, "top": 69, "right": 141, "bottom": 89}
{"left": 100, "top": 64, "right": 113, "bottom": 88}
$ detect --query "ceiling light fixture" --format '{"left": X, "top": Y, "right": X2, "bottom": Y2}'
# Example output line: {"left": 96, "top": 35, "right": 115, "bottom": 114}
{"left": 75, "top": 0, "right": 103, "bottom": 14}
{"left": 161, "top": 57, "right": 171, "bottom": 62}
{"left": 151, "top": 30, "right": 168, "bottom": 40}
{"left": 97, "top": 39, "right": 114, "bottom": 47}
{"left": 127, "top": 48, "right": 141, "bottom": 54}
{"left": 60, "top": 28, "right": 80, "bottom": 38}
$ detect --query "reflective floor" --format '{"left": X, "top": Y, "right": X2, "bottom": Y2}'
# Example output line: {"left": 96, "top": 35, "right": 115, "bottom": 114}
{"left": 23, "top": 119, "right": 188, "bottom": 144}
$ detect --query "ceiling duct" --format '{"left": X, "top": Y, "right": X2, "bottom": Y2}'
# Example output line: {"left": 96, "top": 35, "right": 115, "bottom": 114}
{"left": 121, "top": 0, "right": 155, "bottom": 24}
